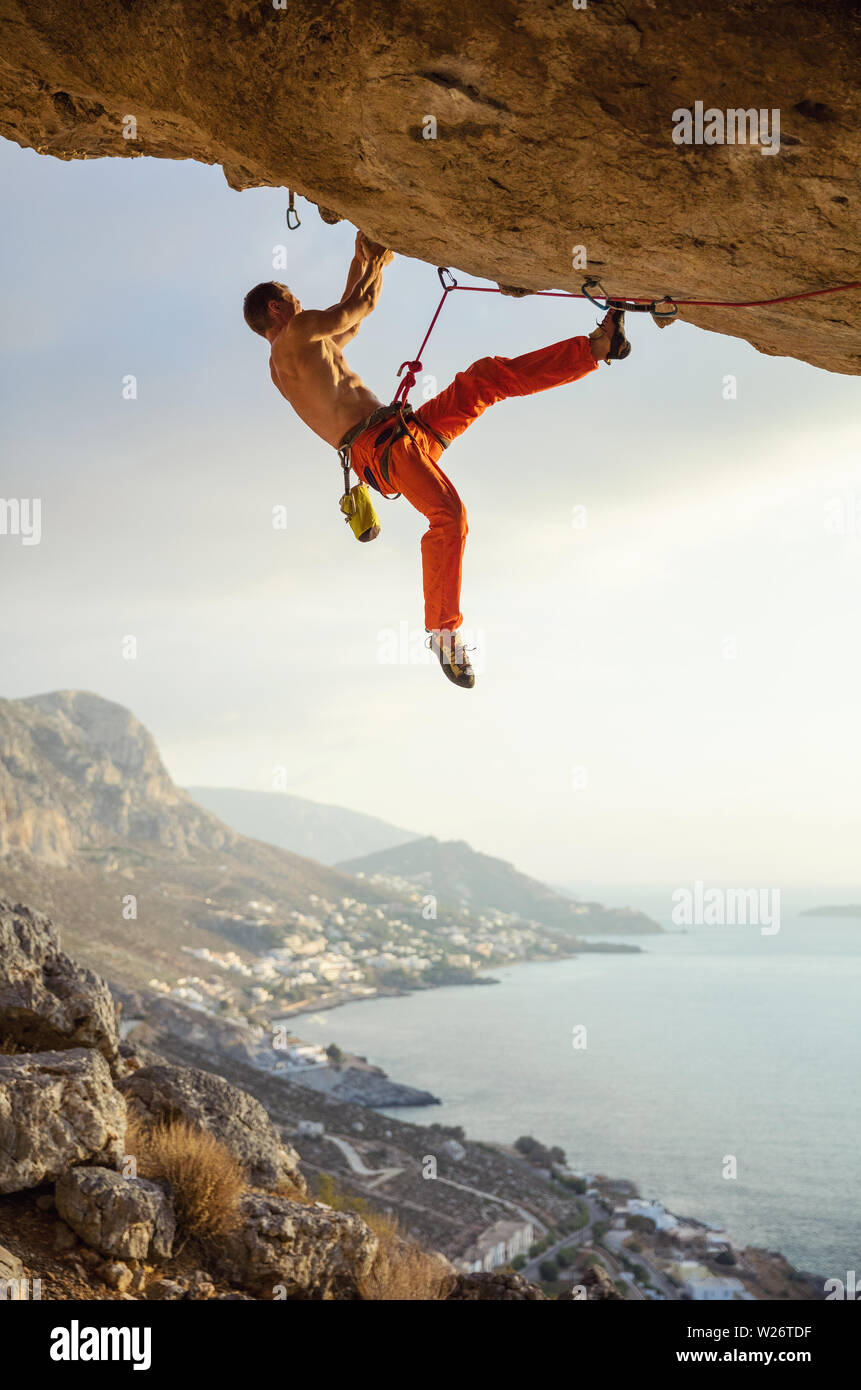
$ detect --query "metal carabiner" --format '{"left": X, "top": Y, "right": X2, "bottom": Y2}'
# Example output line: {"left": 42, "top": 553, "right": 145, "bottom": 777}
{"left": 437, "top": 266, "right": 458, "bottom": 291}
{"left": 581, "top": 277, "right": 612, "bottom": 311}
{"left": 286, "top": 191, "right": 301, "bottom": 230}
{"left": 650, "top": 296, "right": 679, "bottom": 324}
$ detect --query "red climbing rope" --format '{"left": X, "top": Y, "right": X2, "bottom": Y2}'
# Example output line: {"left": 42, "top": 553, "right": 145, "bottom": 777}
{"left": 393, "top": 269, "right": 861, "bottom": 401}
{"left": 449, "top": 281, "right": 861, "bottom": 309}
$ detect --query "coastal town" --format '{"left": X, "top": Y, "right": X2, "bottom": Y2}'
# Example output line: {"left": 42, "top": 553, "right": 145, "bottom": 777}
{"left": 143, "top": 882, "right": 603, "bottom": 1026}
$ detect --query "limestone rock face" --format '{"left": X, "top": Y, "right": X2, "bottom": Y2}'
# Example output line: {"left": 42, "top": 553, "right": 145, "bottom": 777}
{"left": 0, "top": 0, "right": 857, "bottom": 373}
{"left": 0, "top": 1048, "right": 126, "bottom": 1193}
{"left": 0, "top": 692, "right": 238, "bottom": 865}
{"left": 215, "top": 1192, "right": 378, "bottom": 1299}
{"left": 0, "top": 1244, "right": 24, "bottom": 1284}
{"left": 446, "top": 1270, "right": 548, "bottom": 1300}
{"left": 119, "top": 1063, "right": 305, "bottom": 1193}
{"left": 0, "top": 900, "right": 119, "bottom": 1064}
{"left": 55, "top": 1166, "right": 176, "bottom": 1261}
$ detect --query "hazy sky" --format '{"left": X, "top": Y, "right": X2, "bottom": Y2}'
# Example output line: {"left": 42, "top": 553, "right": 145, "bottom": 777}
{"left": 1, "top": 139, "right": 859, "bottom": 897}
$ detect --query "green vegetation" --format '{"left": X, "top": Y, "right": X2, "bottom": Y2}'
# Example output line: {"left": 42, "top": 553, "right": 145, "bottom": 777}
{"left": 529, "top": 1234, "right": 556, "bottom": 1256}
{"left": 378, "top": 967, "right": 421, "bottom": 989}
{"left": 514, "top": 1135, "right": 566, "bottom": 1168}
{"left": 553, "top": 1172, "right": 586, "bottom": 1193}
{"left": 567, "top": 1200, "right": 589, "bottom": 1231}
{"left": 314, "top": 1172, "right": 368, "bottom": 1215}
{"left": 428, "top": 1123, "right": 466, "bottom": 1142}
{"left": 424, "top": 963, "right": 479, "bottom": 986}
{"left": 539, "top": 1258, "right": 559, "bottom": 1280}
{"left": 626, "top": 1213, "right": 657, "bottom": 1234}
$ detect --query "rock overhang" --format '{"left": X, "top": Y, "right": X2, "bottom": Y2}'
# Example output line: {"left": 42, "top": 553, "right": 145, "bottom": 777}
{"left": 0, "top": 0, "right": 858, "bottom": 373}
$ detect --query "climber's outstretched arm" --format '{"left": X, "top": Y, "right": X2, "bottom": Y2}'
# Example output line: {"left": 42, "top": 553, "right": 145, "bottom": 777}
{"left": 339, "top": 232, "right": 369, "bottom": 302}
{"left": 330, "top": 234, "right": 374, "bottom": 348}
{"left": 296, "top": 236, "right": 392, "bottom": 346}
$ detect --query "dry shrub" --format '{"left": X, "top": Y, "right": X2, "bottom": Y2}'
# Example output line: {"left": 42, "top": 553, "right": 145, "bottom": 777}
{"left": 358, "top": 1210, "right": 454, "bottom": 1302}
{"left": 274, "top": 1176, "right": 313, "bottom": 1204}
{"left": 126, "top": 1113, "right": 244, "bottom": 1239}
{"left": 313, "top": 1173, "right": 452, "bottom": 1300}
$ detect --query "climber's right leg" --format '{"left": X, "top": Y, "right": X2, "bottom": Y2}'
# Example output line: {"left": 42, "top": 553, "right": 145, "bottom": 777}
{"left": 414, "top": 336, "right": 595, "bottom": 445}
{"left": 415, "top": 308, "right": 630, "bottom": 444}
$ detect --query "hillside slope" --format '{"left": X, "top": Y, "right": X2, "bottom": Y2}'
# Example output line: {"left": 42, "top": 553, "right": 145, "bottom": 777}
{"left": 338, "top": 837, "right": 660, "bottom": 934}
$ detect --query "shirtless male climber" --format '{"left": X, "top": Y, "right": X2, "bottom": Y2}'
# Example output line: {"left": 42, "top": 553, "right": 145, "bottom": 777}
{"left": 244, "top": 231, "right": 630, "bottom": 689}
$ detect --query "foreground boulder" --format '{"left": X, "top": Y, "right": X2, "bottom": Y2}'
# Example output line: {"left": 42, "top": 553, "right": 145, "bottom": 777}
{"left": 446, "top": 1271, "right": 547, "bottom": 1301}
{"left": 214, "top": 1192, "right": 377, "bottom": 1299}
{"left": 0, "top": 900, "right": 119, "bottom": 1066}
{"left": 55, "top": 1166, "right": 175, "bottom": 1260}
{"left": 579, "top": 1262, "right": 624, "bottom": 1300}
{"left": 120, "top": 1063, "right": 303, "bottom": 1192}
{"left": 0, "top": 1049, "right": 125, "bottom": 1193}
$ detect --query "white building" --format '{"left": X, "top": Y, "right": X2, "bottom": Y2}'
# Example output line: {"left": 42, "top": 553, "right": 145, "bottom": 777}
{"left": 459, "top": 1219, "right": 535, "bottom": 1273}
{"left": 684, "top": 1275, "right": 753, "bottom": 1301}
{"left": 627, "top": 1198, "right": 678, "bottom": 1232}
{"left": 288, "top": 1044, "right": 328, "bottom": 1065}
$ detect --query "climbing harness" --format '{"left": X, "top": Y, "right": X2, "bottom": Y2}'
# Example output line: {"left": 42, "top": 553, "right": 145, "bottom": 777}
{"left": 286, "top": 190, "right": 301, "bottom": 230}
{"left": 336, "top": 400, "right": 449, "bottom": 522}
{"left": 373, "top": 402, "right": 449, "bottom": 492}
{"left": 390, "top": 267, "right": 861, "bottom": 402}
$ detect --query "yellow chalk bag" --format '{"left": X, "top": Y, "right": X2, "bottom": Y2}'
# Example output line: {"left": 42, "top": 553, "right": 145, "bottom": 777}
{"left": 340, "top": 483, "right": 381, "bottom": 543}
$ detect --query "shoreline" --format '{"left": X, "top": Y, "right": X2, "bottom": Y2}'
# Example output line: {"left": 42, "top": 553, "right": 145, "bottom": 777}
{"left": 272, "top": 936, "right": 645, "bottom": 1022}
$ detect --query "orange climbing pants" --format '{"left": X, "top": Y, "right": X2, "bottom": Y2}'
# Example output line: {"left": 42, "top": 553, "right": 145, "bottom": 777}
{"left": 349, "top": 334, "right": 598, "bottom": 632}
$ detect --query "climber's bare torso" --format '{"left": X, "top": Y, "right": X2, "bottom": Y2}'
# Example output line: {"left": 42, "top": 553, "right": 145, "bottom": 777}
{"left": 267, "top": 234, "right": 393, "bottom": 449}
{"left": 269, "top": 328, "right": 382, "bottom": 450}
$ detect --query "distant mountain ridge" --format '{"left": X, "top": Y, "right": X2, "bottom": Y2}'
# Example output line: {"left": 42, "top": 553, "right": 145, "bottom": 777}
{"left": 337, "top": 837, "right": 661, "bottom": 935}
{"left": 187, "top": 787, "right": 421, "bottom": 866}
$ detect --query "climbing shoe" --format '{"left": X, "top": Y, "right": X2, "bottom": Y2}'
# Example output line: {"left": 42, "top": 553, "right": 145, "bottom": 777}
{"left": 427, "top": 629, "right": 476, "bottom": 689}
{"left": 600, "top": 303, "right": 632, "bottom": 362}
